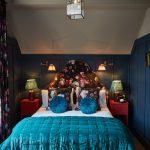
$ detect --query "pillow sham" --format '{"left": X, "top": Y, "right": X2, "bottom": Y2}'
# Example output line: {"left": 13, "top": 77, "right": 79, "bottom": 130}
{"left": 70, "top": 87, "right": 81, "bottom": 110}
{"left": 49, "top": 96, "right": 68, "bottom": 113}
{"left": 80, "top": 97, "right": 98, "bottom": 114}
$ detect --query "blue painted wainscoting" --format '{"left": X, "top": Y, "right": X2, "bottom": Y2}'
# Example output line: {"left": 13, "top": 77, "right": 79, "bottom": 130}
{"left": 130, "top": 34, "right": 150, "bottom": 148}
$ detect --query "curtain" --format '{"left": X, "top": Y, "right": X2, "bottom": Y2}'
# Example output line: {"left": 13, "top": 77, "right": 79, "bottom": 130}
{"left": 0, "top": 0, "right": 10, "bottom": 142}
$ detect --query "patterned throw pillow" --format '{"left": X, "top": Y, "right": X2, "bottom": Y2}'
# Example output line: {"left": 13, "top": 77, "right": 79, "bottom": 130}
{"left": 76, "top": 88, "right": 100, "bottom": 110}
{"left": 57, "top": 88, "right": 71, "bottom": 101}
{"left": 87, "top": 88, "right": 99, "bottom": 101}
{"left": 48, "top": 88, "right": 57, "bottom": 99}
{"left": 49, "top": 96, "right": 68, "bottom": 113}
{"left": 80, "top": 97, "right": 98, "bottom": 114}
{"left": 49, "top": 88, "right": 72, "bottom": 110}
{"left": 79, "top": 88, "right": 99, "bottom": 100}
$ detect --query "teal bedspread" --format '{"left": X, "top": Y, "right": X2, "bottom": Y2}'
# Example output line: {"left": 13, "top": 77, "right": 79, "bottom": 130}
{"left": 0, "top": 116, "right": 135, "bottom": 150}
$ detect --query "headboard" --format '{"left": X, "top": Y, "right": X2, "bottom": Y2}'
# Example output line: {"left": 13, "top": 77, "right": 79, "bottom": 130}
{"left": 49, "top": 60, "right": 102, "bottom": 89}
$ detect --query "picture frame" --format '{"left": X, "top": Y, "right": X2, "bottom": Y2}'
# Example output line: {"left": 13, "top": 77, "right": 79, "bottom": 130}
{"left": 146, "top": 52, "right": 150, "bottom": 67}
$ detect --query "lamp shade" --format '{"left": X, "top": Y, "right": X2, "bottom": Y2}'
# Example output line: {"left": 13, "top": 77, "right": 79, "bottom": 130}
{"left": 110, "top": 80, "right": 123, "bottom": 92}
{"left": 67, "top": 0, "right": 84, "bottom": 20}
{"left": 48, "top": 64, "right": 56, "bottom": 71}
{"left": 98, "top": 64, "right": 106, "bottom": 71}
{"left": 25, "top": 79, "right": 38, "bottom": 90}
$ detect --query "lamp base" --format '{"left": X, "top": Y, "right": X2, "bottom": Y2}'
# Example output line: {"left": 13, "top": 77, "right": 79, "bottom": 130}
{"left": 28, "top": 91, "right": 35, "bottom": 101}
{"left": 113, "top": 92, "right": 121, "bottom": 102}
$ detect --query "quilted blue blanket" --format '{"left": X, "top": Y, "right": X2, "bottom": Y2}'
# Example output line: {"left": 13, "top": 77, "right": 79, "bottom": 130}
{"left": 0, "top": 116, "right": 135, "bottom": 150}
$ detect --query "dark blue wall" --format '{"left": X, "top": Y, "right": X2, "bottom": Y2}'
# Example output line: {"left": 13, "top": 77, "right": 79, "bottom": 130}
{"left": 130, "top": 34, "right": 150, "bottom": 148}
{"left": 21, "top": 54, "right": 130, "bottom": 92}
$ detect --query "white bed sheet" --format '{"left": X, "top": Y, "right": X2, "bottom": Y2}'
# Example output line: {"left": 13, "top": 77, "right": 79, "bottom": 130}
{"left": 32, "top": 107, "right": 113, "bottom": 118}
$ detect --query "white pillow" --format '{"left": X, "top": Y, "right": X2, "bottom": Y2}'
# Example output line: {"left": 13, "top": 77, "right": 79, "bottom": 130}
{"left": 99, "top": 88, "right": 107, "bottom": 108}
{"left": 41, "top": 90, "right": 48, "bottom": 108}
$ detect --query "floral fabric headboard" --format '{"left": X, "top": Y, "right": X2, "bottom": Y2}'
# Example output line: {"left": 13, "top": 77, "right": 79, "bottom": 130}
{"left": 49, "top": 60, "right": 101, "bottom": 89}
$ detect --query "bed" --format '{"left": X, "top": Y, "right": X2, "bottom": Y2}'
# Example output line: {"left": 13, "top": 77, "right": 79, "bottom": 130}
{"left": 0, "top": 60, "right": 135, "bottom": 150}
{"left": 0, "top": 107, "right": 134, "bottom": 150}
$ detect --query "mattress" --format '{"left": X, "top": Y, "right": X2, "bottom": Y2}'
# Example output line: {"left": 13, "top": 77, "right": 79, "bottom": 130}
{"left": 32, "top": 107, "right": 113, "bottom": 118}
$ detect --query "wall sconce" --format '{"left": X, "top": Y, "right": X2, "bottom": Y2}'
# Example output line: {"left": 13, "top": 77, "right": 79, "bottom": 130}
{"left": 41, "top": 60, "right": 49, "bottom": 66}
{"left": 41, "top": 60, "right": 56, "bottom": 71}
{"left": 48, "top": 64, "right": 56, "bottom": 71}
{"left": 98, "top": 61, "right": 113, "bottom": 71}
{"left": 98, "top": 64, "right": 106, "bottom": 71}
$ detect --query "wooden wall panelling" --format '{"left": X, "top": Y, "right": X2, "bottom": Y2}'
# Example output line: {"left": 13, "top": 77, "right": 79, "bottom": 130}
{"left": 136, "top": 43, "right": 146, "bottom": 138}
{"left": 145, "top": 40, "right": 150, "bottom": 144}
{"left": 130, "top": 34, "right": 150, "bottom": 148}
{"left": 132, "top": 45, "right": 138, "bottom": 132}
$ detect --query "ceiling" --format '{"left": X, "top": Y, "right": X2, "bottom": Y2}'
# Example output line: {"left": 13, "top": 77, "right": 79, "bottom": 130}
{"left": 6, "top": 0, "right": 150, "bottom": 54}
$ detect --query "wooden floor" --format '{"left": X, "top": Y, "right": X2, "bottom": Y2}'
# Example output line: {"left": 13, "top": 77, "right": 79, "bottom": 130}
{"left": 134, "top": 136, "right": 145, "bottom": 150}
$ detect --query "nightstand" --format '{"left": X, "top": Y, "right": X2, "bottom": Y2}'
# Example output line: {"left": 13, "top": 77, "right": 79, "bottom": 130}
{"left": 109, "top": 99, "right": 128, "bottom": 126}
{"left": 20, "top": 98, "right": 40, "bottom": 118}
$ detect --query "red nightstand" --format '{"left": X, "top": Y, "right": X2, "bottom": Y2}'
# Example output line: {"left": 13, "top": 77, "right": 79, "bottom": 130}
{"left": 20, "top": 98, "right": 40, "bottom": 118}
{"left": 109, "top": 99, "right": 128, "bottom": 126}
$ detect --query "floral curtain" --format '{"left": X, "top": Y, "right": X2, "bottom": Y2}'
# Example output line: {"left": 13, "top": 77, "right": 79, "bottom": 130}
{"left": 0, "top": 0, "right": 10, "bottom": 142}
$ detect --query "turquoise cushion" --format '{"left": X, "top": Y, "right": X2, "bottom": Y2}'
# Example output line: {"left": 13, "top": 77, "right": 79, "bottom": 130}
{"left": 80, "top": 97, "right": 98, "bottom": 114}
{"left": 50, "top": 96, "right": 68, "bottom": 113}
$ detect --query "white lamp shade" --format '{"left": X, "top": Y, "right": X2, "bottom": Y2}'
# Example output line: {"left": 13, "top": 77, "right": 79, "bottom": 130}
{"left": 98, "top": 64, "right": 106, "bottom": 71}
{"left": 48, "top": 64, "right": 56, "bottom": 71}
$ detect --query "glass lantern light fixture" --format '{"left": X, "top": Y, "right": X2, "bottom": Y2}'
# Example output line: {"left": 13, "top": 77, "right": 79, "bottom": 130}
{"left": 67, "top": 0, "right": 84, "bottom": 20}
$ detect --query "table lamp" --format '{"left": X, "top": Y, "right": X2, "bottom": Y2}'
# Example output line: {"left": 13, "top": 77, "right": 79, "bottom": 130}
{"left": 25, "top": 79, "right": 38, "bottom": 100}
{"left": 110, "top": 80, "right": 123, "bottom": 100}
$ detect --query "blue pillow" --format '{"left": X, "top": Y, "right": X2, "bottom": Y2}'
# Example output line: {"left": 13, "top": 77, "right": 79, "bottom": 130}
{"left": 80, "top": 97, "right": 98, "bottom": 114}
{"left": 50, "top": 96, "right": 68, "bottom": 113}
